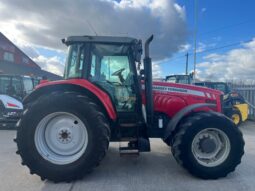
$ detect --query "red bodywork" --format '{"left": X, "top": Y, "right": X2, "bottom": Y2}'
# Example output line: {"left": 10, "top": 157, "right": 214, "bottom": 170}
{"left": 36, "top": 79, "right": 117, "bottom": 120}
{"left": 36, "top": 79, "right": 222, "bottom": 120}
{"left": 147, "top": 81, "right": 222, "bottom": 118}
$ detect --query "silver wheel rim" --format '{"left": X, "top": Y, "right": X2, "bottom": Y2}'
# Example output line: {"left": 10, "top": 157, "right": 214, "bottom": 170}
{"left": 191, "top": 128, "right": 231, "bottom": 167}
{"left": 34, "top": 112, "right": 88, "bottom": 165}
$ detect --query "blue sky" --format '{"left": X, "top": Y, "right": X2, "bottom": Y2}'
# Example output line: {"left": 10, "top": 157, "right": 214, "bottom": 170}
{"left": 161, "top": 0, "right": 255, "bottom": 77}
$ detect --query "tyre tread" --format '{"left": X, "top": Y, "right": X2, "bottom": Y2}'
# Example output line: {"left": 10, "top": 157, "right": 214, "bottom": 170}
{"left": 16, "top": 91, "right": 110, "bottom": 182}
{"left": 171, "top": 111, "right": 244, "bottom": 179}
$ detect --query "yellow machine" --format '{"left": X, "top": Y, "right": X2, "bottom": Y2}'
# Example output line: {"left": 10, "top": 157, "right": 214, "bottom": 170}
{"left": 230, "top": 103, "right": 248, "bottom": 125}
{"left": 196, "top": 82, "right": 249, "bottom": 126}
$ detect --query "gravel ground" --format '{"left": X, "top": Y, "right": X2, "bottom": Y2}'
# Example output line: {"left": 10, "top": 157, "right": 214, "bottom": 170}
{"left": 0, "top": 121, "right": 254, "bottom": 191}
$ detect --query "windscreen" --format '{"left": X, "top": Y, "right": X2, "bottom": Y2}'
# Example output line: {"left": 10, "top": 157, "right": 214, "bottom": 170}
{"left": 23, "top": 78, "right": 33, "bottom": 94}
{"left": 166, "top": 76, "right": 177, "bottom": 83}
{"left": 0, "top": 76, "right": 11, "bottom": 94}
{"left": 64, "top": 43, "right": 132, "bottom": 80}
{"left": 64, "top": 44, "right": 85, "bottom": 79}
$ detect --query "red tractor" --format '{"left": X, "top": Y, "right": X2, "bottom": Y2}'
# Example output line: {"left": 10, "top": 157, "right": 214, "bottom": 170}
{"left": 15, "top": 35, "right": 244, "bottom": 182}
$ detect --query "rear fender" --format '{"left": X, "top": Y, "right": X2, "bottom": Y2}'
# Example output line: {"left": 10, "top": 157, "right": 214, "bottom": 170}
{"left": 24, "top": 82, "right": 117, "bottom": 120}
{"left": 163, "top": 103, "right": 216, "bottom": 140}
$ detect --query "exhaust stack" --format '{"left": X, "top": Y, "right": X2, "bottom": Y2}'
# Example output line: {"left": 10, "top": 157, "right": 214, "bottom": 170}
{"left": 143, "top": 35, "right": 154, "bottom": 127}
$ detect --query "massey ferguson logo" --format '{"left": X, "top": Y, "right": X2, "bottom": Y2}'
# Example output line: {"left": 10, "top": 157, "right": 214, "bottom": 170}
{"left": 153, "top": 86, "right": 188, "bottom": 93}
{"left": 153, "top": 85, "right": 206, "bottom": 97}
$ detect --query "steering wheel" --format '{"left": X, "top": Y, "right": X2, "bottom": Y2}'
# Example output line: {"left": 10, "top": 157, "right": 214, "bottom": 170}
{"left": 106, "top": 80, "right": 121, "bottom": 86}
{"left": 111, "top": 68, "right": 125, "bottom": 76}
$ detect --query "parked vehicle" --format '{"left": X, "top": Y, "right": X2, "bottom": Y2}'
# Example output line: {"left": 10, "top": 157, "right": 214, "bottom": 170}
{"left": 195, "top": 82, "right": 249, "bottom": 126}
{"left": 0, "top": 94, "right": 23, "bottom": 129}
{"left": 15, "top": 35, "right": 244, "bottom": 182}
{"left": 165, "top": 74, "right": 193, "bottom": 84}
{"left": 0, "top": 74, "right": 40, "bottom": 101}
{"left": 0, "top": 75, "right": 40, "bottom": 128}
{"left": 163, "top": 76, "right": 248, "bottom": 126}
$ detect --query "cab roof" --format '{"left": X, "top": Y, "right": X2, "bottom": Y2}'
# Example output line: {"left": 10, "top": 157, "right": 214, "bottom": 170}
{"left": 62, "top": 35, "right": 140, "bottom": 45}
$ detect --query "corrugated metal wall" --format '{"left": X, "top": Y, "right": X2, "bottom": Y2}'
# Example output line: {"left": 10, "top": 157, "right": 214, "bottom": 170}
{"left": 230, "top": 84, "right": 255, "bottom": 120}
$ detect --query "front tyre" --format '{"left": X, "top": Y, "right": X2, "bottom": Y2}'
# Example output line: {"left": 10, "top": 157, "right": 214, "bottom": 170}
{"left": 172, "top": 112, "right": 244, "bottom": 179}
{"left": 16, "top": 92, "right": 110, "bottom": 182}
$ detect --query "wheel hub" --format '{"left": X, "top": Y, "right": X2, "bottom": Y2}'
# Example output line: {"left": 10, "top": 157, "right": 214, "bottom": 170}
{"left": 198, "top": 136, "right": 217, "bottom": 154}
{"left": 34, "top": 112, "right": 88, "bottom": 165}
{"left": 192, "top": 128, "right": 231, "bottom": 167}
{"left": 57, "top": 129, "right": 72, "bottom": 144}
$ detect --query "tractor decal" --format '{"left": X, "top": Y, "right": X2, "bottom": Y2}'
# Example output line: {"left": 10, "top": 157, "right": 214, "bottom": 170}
{"left": 153, "top": 85, "right": 206, "bottom": 97}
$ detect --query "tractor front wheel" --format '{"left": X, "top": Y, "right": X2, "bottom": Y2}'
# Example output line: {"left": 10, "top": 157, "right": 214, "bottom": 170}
{"left": 16, "top": 92, "right": 110, "bottom": 182}
{"left": 172, "top": 112, "right": 244, "bottom": 179}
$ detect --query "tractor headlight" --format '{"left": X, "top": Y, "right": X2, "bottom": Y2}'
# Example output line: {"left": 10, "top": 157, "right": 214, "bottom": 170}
{"left": 4, "top": 111, "right": 17, "bottom": 117}
{"left": 3, "top": 110, "right": 21, "bottom": 118}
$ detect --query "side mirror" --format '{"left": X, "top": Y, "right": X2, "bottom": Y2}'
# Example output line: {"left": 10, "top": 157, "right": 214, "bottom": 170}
{"left": 140, "top": 69, "right": 145, "bottom": 80}
{"left": 140, "top": 69, "right": 145, "bottom": 76}
{"left": 133, "top": 40, "right": 142, "bottom": 62}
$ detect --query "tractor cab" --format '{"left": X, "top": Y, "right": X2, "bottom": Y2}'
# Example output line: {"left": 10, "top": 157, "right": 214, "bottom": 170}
{"left": 63, "top": 36, "right": 142, "bottom": 113}
{"left": 61, "top": 36, "right": 154, "bottom": 144}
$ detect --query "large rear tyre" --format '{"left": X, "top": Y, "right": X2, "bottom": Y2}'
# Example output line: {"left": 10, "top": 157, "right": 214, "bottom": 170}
{"left": 16, "top": 92, "right": 110, "bottom": 182}
{"left": 171, "top": 112, "right": 244, "bottom": 179}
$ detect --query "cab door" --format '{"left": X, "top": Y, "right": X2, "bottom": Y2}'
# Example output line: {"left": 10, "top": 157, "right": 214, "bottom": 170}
{"left": 89, "top": 45, "right": 141, "bottom": 115}
{"left": 92, "top": 55, "right": 138, "bottom": 111}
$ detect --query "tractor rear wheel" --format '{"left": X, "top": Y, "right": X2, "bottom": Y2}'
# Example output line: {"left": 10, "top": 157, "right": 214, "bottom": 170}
{"left": 16, "top": 92, "right": 110, "bottom": 182}
{"left": 171, "top": 112, "right": 244, "bottom": 179}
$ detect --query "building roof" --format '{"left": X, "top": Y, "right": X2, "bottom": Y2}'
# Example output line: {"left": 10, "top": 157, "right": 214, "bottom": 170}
{"left": 0, "top": 60, "right": 62, "bottom": 80}
{"left": 0, "top": 32, "right": 40, "bottom": 69}
{"left": 0, "top": 32, "right": 62, "bottom": 80}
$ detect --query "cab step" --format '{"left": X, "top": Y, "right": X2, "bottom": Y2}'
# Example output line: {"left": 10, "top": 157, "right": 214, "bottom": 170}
{"left": 119, "top": 123, "right": 139, "bottom": 128}
{"left": 119, "top": 147, "right": 139, "bottom": 157}
{"left": 119, "top": 137, "right": 138, "bottom": 142}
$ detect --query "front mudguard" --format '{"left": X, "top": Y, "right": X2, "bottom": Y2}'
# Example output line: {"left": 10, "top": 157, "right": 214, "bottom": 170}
{"left": 163, "top": 103, "right": 216, "bottom": 141}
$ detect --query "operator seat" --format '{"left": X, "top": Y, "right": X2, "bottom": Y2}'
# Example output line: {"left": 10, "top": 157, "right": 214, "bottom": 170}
{"left": 90, "top": 74, "right": 116, "bottom": 103}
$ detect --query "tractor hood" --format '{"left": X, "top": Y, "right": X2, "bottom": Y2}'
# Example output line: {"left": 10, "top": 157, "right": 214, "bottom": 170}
{"left": 152, "top": 81, "right": 223, "bottom": 98}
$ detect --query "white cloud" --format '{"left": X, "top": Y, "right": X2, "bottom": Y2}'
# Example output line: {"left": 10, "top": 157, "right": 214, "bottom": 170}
{"left": 33, "top": 56, "right": 65, "bottom": 76}
{"left": 179, "top": 43, "right": 191, "bottom": 52}
{"left": 11, "top": 38, "right": 65, "bottom": 76}
{"left": 196, "top": 42, "right": 216, "bottom": 53}
{"left": 197, "top": 38, "right": 255, "bottom": 82}
{"left": 196, "top": 42, "right": 206, "bottom": 53}
{"left": 152, "top": 62, "right": 162, "bottom": 78}
{"left": 0, "top": 0, "right": 187, "bottom": 61}
{"left": 0, "top": 0, "right": 187, "bottom": 76}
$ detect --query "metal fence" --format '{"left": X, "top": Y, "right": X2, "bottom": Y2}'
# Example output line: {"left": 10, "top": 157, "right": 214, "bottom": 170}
{"left": 230, "top": 84, "right": 255, "bottom": 120}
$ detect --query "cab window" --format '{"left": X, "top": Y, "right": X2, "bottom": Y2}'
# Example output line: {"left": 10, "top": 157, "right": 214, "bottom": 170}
{"left": 89, "top": 44, "right": 136, "bottom": 112}
{"left": 0, "top": 76, "right": 11, "bottom": 94}
{"left": 23, "top": 78, "right": 33, "bottom": 94}
{"left": 64, "top": 44, "right": 85, "bottom": 79}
